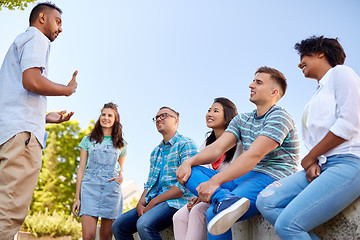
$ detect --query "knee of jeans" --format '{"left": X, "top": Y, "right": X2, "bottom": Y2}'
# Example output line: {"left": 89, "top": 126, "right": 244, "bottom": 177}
{"left": 188, "top": 166, "right": 200, "bottom": 178}
{"left": 274, "top": 209, "right": 303, "bottom": 236}
{"left": 192, "top": 165, "right": 201, "bottom": 170}
{"left": 112, "top": 218, "right": 122, "bottom": 234}
{"left": 113, "top": 216, "right": 132, "bottom": 234}
{"left": 274, "top": 215, "right": 291, "bottom": 236}
{"left": 190, "top": 165, "right": 206, "bottom": 175}
{"left": 256, "top": 181, "right": 281, "bottom": 209}
{"left": 136, "top": 216, "right": 151, "bottom": 232}
{"left": 258, "top": 181, "right": 281, "bottom": 198}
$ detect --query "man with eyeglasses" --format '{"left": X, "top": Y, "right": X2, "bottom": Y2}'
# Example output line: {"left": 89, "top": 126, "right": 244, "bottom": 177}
{"left": 112, "top": 106, "right": 198, "bottom": 240}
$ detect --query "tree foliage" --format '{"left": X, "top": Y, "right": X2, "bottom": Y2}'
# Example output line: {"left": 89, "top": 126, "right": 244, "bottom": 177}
{"left": 0, "top": 0, "right": 36, "bottom": 10}
{"left": 124, "top": 197, "right": 139, "bottom": 213}
{"left": 29, "top": 120, "right": 93, "bottom": 215}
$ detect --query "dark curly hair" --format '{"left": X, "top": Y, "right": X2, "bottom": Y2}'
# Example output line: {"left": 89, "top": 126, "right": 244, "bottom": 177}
{"left": 205, "top": 97, "right": 238, "bottom": 163}
{"left": 294, "top": 35, "right": 346, "bottom": 67}
{"left": 89, "top": 102, "right": 124, "bottom": 149}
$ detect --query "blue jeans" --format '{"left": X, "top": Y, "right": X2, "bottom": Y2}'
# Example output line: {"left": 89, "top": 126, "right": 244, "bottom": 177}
{"left": 256, "top": 154, "right": 360, "bottom": 240}
{"left": 112, "top": 202, "right": 177, "bottom": 240}
{"left": 185, "top": 166, "right": 275, "bottom": 240}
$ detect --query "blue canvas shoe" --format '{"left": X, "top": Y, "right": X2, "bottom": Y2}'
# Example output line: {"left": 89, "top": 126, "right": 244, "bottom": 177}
{"left": 207, "top": 196, "right": 250, "bottom": 235}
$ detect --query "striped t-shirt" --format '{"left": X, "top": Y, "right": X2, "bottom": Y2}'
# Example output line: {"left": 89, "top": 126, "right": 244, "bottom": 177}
{"left": 225, "top": 105, "right": 299, "bottom": 180}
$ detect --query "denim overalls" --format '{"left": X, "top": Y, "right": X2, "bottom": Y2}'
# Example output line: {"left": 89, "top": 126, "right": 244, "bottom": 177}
{"left": 80, "top": 142, "right": 123, "bottom": 219}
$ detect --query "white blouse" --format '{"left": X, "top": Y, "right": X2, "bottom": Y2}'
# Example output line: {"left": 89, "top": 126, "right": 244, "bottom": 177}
{"left": 302, "top": 65, "right": 360, "bottom": 164}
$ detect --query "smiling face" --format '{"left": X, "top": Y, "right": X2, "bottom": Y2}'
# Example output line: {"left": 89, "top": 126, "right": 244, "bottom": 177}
{"left": 249, "top": 72, "right": 278, "bottom": 105}
{"left": 206, "top": 102, "right": 226, "bottom": 131}
{"left": 41, "top": 8, "right": 62, "bottom": 42}
{"left": 100, "top": 108, "right": 116, "bottom": 129}
{"left": 155, "top": 108, "right": 179, "bottom": 135}
{"left": 298, "top": 53, "right": 324, "bottom": 80}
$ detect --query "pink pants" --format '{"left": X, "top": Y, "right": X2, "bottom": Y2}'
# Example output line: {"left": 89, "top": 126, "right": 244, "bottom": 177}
{"left": 173, "top": 202, "right": 211, "bottom": 240}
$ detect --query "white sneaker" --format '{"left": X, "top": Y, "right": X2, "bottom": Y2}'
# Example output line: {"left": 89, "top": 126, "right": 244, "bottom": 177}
{"left": 207, "top": 197, "right": 250, "bottom": 235}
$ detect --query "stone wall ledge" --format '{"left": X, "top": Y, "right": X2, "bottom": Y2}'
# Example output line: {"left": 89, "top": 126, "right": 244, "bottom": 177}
{"left": 133, "top": 196, "right": 360, "bottom": 240}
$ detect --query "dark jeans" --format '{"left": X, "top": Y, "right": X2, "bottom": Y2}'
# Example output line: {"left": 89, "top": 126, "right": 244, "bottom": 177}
{"left": 112, "top": 202, "right": 177, "bottom": 240}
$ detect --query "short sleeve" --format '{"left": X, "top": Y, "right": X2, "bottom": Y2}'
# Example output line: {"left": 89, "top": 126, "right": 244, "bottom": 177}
{"left": 225, "top": 114, "right": 241, "bottom": 141}
{"left": 119, "top": 141, "right": 128, "bottom": 157}
{"left": 79, "top": 135, "right": 91, "bottom": 152}
{"left": 261, "top": 110, "right": 293, "bottom": 145}
{"left": 20, "top": 30, "right": 49, "bottom": 74}
{"left": 179, "top": 140, "right": 198, "bottom": 163}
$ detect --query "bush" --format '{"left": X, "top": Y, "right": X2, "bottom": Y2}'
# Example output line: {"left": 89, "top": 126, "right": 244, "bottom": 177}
{"left": 21, "top": 209, "right": 82, "bottom": 239}
{"left": 123, "top": 196, "right": 138, "bottom": 213}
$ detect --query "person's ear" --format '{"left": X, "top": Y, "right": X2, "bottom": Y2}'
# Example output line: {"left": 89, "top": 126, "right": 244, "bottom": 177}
{"left": 39, "top": 12, "right": 46, "bottom": 24}
{"left": 271, "top": 88, "right": 279, "bottom": 97}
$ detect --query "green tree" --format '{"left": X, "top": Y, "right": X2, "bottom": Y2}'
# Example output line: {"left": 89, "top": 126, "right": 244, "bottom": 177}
{"left": 0, "top": 0, "right": 36, "bottom": 10}
{"left": 124, "top": 197, "right": 139, "bottom": 213}
{"left": 30, "top": 120, "right": 93, "bottom": 215}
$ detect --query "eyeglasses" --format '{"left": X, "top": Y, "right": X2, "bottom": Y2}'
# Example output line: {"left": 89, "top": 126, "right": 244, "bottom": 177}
{"left": 152, "top": 113, "right": 177, "bottom": 123}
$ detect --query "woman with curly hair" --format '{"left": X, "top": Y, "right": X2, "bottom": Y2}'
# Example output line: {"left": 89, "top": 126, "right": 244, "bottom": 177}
{"left": 257, "top": 36, "right": 360, "bottom": 239}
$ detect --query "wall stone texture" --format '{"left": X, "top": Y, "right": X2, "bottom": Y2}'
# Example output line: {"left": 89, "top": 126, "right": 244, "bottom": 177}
{"left": 133, "top": 196, "right": 360, "bottom": 240}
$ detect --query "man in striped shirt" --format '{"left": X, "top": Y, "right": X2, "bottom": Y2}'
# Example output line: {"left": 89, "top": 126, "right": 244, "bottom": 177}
{"left": 177, "top": 66, "right": 299, "bottom": 240}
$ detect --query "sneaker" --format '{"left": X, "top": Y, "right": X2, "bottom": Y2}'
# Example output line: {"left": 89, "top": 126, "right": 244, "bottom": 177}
{"left": 207, "top": 196, "right": 250, "bottom": 235}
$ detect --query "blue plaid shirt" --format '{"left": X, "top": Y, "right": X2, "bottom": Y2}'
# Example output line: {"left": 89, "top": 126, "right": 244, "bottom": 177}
{"left": 144, "top": 131, "right": 198, "bottom": 209}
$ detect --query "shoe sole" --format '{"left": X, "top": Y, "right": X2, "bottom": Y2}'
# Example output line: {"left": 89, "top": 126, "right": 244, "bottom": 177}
{"left": 207, "top": 198, "right": 250, "bottom": 235}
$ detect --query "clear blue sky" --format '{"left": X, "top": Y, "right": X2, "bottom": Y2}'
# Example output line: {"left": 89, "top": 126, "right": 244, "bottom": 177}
{"left": 1, "top": 0, "right": 360, "bottom": 189}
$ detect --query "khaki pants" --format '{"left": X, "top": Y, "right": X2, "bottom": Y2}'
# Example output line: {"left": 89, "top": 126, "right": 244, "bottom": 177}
{"left": 0, "top": 132, "right": 42, "bottom": 240}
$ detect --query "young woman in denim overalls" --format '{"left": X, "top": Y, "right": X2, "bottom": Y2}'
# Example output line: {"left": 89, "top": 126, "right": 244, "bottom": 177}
{"left": 73, "top": 102, "right": 127, "bottom": 240}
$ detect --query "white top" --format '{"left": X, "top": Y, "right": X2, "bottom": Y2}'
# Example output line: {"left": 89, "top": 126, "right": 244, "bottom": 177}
{"left": 0, "top": 27, "right": 50, "bottom": 148}
{"left": 201, "top": 141, "right": 244, "bottom": 171}
{"left": 302, "top": 65, "right": 360, "bottom": 164}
